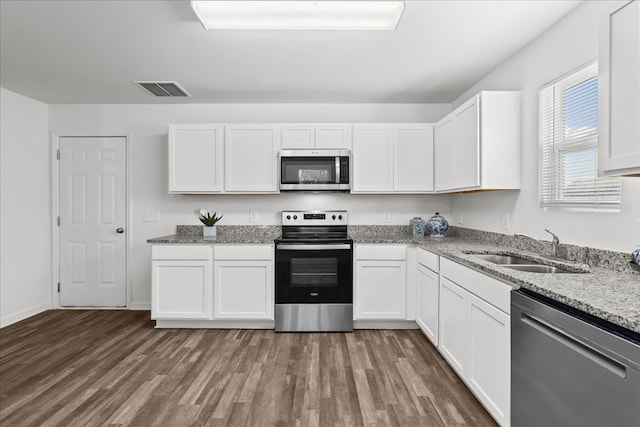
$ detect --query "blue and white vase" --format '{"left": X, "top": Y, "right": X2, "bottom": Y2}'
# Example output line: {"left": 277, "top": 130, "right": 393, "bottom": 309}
{"left": 426, "top": 212, "right": 448, "bottom": 237}
{"left": 410, "top": 217, "right": 426, "bottom": 237}
{"left": 632, "top": 248, "right": 640, "bottom": 266}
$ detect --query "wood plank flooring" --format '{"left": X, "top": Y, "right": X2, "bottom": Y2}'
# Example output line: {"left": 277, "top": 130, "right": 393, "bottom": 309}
{"left": 0, "top": 310, "right": 497, "bottom": 427}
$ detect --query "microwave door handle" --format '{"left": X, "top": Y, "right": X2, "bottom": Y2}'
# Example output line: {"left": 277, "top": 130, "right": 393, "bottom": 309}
{"left": 335, "top": 157, "right": 340, "bottom": 184}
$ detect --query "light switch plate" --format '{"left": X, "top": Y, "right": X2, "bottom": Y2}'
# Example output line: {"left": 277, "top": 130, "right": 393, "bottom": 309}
{"left": 458, "top": 212, "right": 464, "bottom": 224}
{"left": 501, "top": 213, "right": 510, "bottom": 230}
{"left": 249, "top": 211, "right": 258, "bottom": 222}
{"left": 383, "top": 212, "right": 391, "bottom": 222}
{"left": 144, "top": 210, "right": 160, "bottom": 222}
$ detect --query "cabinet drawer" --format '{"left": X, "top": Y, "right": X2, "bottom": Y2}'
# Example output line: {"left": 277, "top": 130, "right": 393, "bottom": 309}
{"left": 152, "top": 245, "right": 212, "bottom": 260}
{"left": 355, "top": 244, "right": 406, "bottom": 260}
{"left": 214, "top": 244, "right": 273, "bottom": 260}
{"left": 417, "top": 248, "right": 439, "bottom": 272}
{"left": 440, "top": 258, "right": 512, "bottom": 314}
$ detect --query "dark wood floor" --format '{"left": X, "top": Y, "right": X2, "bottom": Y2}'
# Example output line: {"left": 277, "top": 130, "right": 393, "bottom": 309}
{"left": 0, "top": 310, "right": 496, "bottom": 427}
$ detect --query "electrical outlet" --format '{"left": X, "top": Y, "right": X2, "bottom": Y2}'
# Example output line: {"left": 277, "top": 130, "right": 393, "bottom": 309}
{"left": 383, "top": 212, "right": 391, "bottom": 222}
{"left": 458, "top": 212, "right": 464, "bottom": 224}
{"left": 143, "top": 210, "right": 160, "bottom": 222}
{"left": 636, "top": 218, "right": 640, "bottom": 246}
{"left": 502, "top": 213, "right": 510, "bottom": 230}
{"left": 249, "top": 211, "right": 258, "bottom": 222}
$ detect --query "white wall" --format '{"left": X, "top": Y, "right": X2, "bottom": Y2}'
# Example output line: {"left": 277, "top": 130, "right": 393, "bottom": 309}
{"left": 49, "top": 103, "right": 452, "bottom": 308}
{"left": 0, "top": 88, "right": 52, "bottom": 327}
{"left": 449, "top": 1, "right": 640, "bottom": 253}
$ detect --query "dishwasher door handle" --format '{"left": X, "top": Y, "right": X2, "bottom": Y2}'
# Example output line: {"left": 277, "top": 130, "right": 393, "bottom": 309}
{"left": 521, "top": 312, "right": 627, "bottom": 378}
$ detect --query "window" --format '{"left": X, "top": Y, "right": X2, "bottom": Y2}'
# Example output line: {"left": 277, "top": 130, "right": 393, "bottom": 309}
{"left": 539, "top": 62, "right": 621, "bottom": 208}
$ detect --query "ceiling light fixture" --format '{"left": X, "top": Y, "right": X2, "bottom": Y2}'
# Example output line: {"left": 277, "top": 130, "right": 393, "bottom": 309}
{"left": 190, "top": 1, "right": 405, "bottom": 30}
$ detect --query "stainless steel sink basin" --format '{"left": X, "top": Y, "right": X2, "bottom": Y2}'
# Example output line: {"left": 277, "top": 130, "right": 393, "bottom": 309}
{"left": 501, "top": 265, "right": 574, "bottom": 274}
{"left": 473, "top": 254, "right": 539, "bottom": 265}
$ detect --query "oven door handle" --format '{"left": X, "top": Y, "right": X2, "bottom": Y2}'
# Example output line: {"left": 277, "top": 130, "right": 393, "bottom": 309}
{"left": 276, "top": 244, "right": 351, "bottom": 251}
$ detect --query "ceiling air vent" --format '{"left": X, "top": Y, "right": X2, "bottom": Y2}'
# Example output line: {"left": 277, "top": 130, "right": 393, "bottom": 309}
{"left": 135, "top": 81, "right": 191, "bottom": 97}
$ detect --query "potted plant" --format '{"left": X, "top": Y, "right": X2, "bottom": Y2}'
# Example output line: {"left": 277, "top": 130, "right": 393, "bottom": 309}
{"left": 199, "top": 209, "right": 223, "bottom": 237}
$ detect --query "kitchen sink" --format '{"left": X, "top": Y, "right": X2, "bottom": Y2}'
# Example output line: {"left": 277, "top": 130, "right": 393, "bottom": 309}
{"left": 472, "top": 254, "right": 539, "bottom": 265}
{"left": 501, "top": 265, "right": 574, "bottom": 274}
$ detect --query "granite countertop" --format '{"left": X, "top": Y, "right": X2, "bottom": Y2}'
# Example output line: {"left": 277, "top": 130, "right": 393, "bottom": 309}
{"left": 351, "top": 228, "right": 640, "bottom": 335}
{"left": 148, "top": 224, "right": 640, "bottom": 334}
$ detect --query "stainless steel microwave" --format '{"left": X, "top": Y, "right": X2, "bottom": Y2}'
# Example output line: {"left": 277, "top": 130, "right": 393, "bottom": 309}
{"left": 279, "top": 149, "right": 351, "bottom": 192}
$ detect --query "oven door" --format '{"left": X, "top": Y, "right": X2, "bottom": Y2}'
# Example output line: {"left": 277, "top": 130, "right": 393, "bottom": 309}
{"left": 275, "top": 243, "right": 353, "bottom": 304}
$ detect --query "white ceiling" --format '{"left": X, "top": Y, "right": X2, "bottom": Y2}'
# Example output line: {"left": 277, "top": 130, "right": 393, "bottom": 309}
{"left": 0, "top": 0, "right": 582, "bottom": 104}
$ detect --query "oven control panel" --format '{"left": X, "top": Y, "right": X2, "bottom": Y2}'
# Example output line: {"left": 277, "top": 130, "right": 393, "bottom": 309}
{"left": 282, "top": 210, "right": 348, "bottom": 226}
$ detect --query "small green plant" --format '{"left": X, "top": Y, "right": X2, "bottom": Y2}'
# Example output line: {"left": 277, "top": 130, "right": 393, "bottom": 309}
{"left": 199, "top": 209, "right": 223, "bottom": 226}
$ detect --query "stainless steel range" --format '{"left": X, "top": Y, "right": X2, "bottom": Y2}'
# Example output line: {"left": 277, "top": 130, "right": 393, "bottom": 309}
{"left": 274, "top": 210, "right": 353, "bottom": 332}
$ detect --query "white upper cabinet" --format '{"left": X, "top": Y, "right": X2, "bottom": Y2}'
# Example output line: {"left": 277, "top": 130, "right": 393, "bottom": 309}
{"left": 168, "top": 124, "right": 224, "bottom": 193}
{"left": 281, "top": 124, "right": 352, "bottom": 149}
{"left": 395, "top": 124, "right": 435, "bottom": 192}
{"left": 599, "top": 0, "right": 640, "bottom": 177}
{"left": 225, "top": 124, "right": 280, "bottom": 193}
{"left": 352, "top": 124, "right": 394, "bottom": 192}
{"left": 353, "top": 124, "right": 434, "bottom": 193}
{"left": 434, "top": 91, "right": 521, "bottom": 192}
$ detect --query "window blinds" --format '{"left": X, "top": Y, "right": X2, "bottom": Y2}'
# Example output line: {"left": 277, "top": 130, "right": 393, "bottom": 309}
{"left": 539, "top": 63, "right": 621, "bottom": 207}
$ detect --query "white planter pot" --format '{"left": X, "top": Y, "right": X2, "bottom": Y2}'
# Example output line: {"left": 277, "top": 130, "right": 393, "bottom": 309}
{"left": 203, "top": 226, "right": 217, "bottom": 237}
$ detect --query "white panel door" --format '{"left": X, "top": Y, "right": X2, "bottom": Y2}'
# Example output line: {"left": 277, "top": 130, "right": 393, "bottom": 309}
{"left": 416, "top": 263, "right": 439, "bottom": 346}
{"left": 59, "top": 137, "right": 126, "bottom": 306}
{"left": 438, "top": 277, "right": 469, "bottom": 376}
{"left": 355, "top": 260, "right": 406, "bottom": 319}
{"left": 225, "top": 125, "right": 280, "bottom": 192}
{"left": 214, "top": 260, "right": 273, "bottom": 319}
{"left": 468, "top": 294, "right": 511, "bottom": 427}
{"left": 152, "top": 260, "right": 212, "bottom": 319}
{"left": 394, "top": 124, "right": 434, "bottom": 192}
{"left": 168, "top": 124, "right": 224, "bottom": 193}
{"left": 352, "top": 125, "right": 394, "bottom": 192}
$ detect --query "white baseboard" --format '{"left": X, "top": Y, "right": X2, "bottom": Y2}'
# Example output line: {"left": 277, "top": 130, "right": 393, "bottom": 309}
{"left": 128, "top": 302, "right": 151, "bottom": 310}
{"left": 0, "top": 302, "right": 52, "bottom": 328}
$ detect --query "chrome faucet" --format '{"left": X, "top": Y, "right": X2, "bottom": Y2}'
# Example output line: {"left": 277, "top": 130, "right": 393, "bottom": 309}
{"left": 514, "top": 229, "right": 561, "bottom": 259}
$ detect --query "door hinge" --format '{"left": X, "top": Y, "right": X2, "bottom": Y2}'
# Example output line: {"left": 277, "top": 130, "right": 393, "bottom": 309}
{"left": 56, "top": 149, "right": 60, "bottom": 160}
{"left": 57, "top": 282, "right": 60, "bottom": 293}
{"left": 57, "top": 216, "right": 60, "bottom": 226}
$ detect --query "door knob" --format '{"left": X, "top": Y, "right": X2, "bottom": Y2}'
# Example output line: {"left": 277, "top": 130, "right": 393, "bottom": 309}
{"left": 116, "top": 227, "right": 124, "bottom": 234}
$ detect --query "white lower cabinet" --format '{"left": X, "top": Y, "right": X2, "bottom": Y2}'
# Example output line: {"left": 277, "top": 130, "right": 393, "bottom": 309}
{"left": 355, "top": 244, "right": 407, "bottom": 319}
{"left": 438, "top": 277, "right": 469, "bottom": 375}
{"left": 438, "top": 258, "right": 511, "bottom": 427}
{"left": 416, "top": 249, "right": 439, "bottom": 345}
{"left": 151, "top": 245, "right": 213, "bottom": 320}
{"left": 214, "top": 260, "right": 273, "bottom": 320}
{"left": 151, "top": 244, "right": 273, "bottom": 324}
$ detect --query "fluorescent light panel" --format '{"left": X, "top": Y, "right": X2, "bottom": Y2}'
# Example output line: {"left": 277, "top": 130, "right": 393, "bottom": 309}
{"left": 191, "top": 1, "right": 405, "bottom": 30}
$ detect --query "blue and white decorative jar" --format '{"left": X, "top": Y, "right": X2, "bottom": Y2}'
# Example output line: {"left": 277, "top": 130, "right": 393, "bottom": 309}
{"left": 410, "top": 217, "right": 426, "bottom": 237}
{"left": 426, "top": 212, "right": 449, "bottom": 237}
{"left": 632, "top": 248, "right": 640, "bottom": 266}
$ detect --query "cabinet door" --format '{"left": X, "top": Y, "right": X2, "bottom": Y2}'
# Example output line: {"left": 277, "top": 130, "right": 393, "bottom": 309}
{"left": 214, "top": 260, "right": 273, "bottom": 320}
{"left": 454, "top": 97, "right": 481, "bottom": 189}
{"left": 355, "top": 260, "right": 406, "bottom": 319}
{"left": 416, "top": 264, "right": 439, "bottom": 346}
{"left": 434, "top": 117, "right": 456, "bottom": 191}
{"left": 281, "top": 124, "right": 315, "bottom": 149}
{"left": 315, "top": 124, "right": 352, "bottom": 149}
{"left": 394, "top": 124, "right": 434, "bottom": 192}
{"left": 352, "top": 125, "right": 394, "bottom": 192}
{"left": 438, "top": 277, "right": 469, "bottom": 376}
{"left": 168, "top": 124, "right": 224, "bottom": 193}
{"left": 225, "top": 125, "right": 280, "bottom": 192}
{"left": 599, "top": 0, "right": 640, "bottom": 176}
{"left": 152, "top": 260, "right": 212, "bottom": 320}
{"left": 468, "top": 294, "right": 510, "bottom": 427}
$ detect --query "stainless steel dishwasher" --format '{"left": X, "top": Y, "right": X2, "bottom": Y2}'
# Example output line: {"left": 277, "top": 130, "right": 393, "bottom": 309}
{"left": 511, "top": 289, "right": 640, "bottom": 427}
